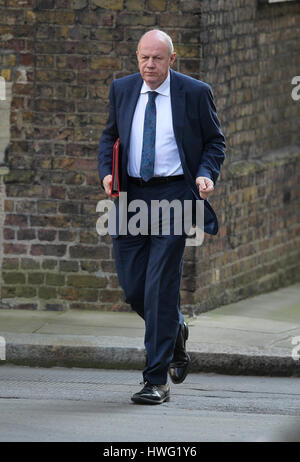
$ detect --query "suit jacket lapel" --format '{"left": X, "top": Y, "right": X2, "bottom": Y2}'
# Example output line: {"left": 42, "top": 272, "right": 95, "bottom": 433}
{"left": 124, "top": 70, "right": 184, "bottom": 154}
{"left": 122, "top": 71, "right": 187, "bottom": 184}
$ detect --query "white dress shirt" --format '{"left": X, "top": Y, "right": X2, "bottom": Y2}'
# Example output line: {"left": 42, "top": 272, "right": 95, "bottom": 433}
{"left": 127, "top": 72, "right": 183, "bottom": 177}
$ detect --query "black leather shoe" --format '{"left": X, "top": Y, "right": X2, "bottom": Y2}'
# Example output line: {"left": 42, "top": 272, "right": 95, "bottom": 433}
{"left": 169, "top": 322, "right": 190, "bottom": 384}
{"left": 131, "top": 382, "right": 170, "bottom": 405}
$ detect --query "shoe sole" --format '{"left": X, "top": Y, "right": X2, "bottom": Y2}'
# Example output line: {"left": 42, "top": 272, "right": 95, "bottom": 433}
{"left": 169, "top": 354, "right": 191, "bottom": 384}
{"left": 131, "top": 395, "right": 170, "bottom": 405}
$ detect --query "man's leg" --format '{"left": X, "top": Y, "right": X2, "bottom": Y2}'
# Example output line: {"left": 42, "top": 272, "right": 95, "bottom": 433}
{"left": 114, "top": 179, "right": 192, "bottom": 404}
{"left": 112, "top": 234, "right": 149, "bottom": 319}
{"left": 142, "top": 232, "right": 187, "bottom": 385}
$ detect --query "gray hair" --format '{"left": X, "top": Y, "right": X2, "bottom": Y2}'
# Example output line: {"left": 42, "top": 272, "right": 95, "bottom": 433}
{"left": 137, "top": 29, "right": 174, "bottom": 56}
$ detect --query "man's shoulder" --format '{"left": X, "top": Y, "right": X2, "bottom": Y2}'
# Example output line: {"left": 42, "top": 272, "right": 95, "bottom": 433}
{"left": 112, "top": 72, "right": 142, "bottom": 89}
{"left": 170, "top": 69, "right": 211, "bottom": 93}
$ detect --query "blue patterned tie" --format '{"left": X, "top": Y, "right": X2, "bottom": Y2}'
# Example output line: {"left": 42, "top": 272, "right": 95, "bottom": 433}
{"left": 140, "top": 91, "right": 158, "bottom": 182}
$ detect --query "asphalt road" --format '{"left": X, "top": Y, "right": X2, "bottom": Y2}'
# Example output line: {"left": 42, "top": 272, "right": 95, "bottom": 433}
{"left": 0, "top": 365, "right": 299, "bottom": 442}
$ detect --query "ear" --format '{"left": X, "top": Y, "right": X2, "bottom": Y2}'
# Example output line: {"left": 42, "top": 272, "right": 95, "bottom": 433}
{"left": 169, "top": 52, "right": 176, "bottom": 67}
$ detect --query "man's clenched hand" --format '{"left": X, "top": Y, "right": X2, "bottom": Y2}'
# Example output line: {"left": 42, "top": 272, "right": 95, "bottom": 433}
{"left": 196, "top": 176, "right": 214, "bottom": 199}
{"left": 103, "top": 174, "right": 112, "bottom": 196}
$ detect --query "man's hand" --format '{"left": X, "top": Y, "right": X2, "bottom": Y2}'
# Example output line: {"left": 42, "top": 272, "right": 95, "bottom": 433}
{"left": 103, "top": 174, "right": 112, "bottom": 196}
{"left": 196, "top": 176, "right": 214, "bottom": 199}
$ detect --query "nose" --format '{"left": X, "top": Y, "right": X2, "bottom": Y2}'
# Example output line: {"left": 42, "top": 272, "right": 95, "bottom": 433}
{"left": 146, "top": 57, "right": 155, "bottom": 68}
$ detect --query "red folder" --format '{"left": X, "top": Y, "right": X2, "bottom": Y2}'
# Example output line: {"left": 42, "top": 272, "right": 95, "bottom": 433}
{"left": 110, "top": 138, "right": 120, "bottom": 197}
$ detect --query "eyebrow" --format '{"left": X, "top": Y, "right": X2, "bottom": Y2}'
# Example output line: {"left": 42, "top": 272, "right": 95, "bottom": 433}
{"left": 140, "top": 54, "right": 162, "bottom": 58}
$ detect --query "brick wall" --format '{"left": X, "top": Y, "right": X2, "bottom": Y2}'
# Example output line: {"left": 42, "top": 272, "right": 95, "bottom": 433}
{"left": 0, "top": 0, "right": 299, "bottom": 314}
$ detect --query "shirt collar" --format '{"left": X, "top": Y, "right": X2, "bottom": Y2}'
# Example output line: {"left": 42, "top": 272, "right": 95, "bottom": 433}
{"left": 141, "top": 72, "right": 170, "bottom": 96}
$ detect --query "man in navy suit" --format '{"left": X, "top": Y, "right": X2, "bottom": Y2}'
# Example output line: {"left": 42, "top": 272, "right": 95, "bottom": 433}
{"left": 98, "top": 30, "right": 225, "bottom": 404}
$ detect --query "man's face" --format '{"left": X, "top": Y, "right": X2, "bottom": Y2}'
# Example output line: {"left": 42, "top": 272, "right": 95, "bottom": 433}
{"left": 136, "top": 33, "right": 176, "bottom": 90}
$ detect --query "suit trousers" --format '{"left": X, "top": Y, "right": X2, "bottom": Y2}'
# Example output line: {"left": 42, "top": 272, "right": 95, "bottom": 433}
{"left": 112, "top": 178, "right": 194, "bottom": 385}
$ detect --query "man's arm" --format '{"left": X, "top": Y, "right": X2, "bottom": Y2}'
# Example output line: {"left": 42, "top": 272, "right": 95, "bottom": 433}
{"left": 196, "top": 84, "right": 225, "bottom": 198}
{"left": 97, "top": 81, "right": 119, "bottom": 193}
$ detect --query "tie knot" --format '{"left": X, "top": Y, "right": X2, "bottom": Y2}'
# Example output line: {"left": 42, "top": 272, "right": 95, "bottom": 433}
{"left": 148, "top": 91, "right": 158, "bottom": 102}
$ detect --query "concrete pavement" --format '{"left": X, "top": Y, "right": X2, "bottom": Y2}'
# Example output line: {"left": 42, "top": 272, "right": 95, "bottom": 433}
{"left": 1, "top": 366, "right": 299, "bottom": 441}
{"left": 0, "top": 283, "right": 300, "bottom": 376}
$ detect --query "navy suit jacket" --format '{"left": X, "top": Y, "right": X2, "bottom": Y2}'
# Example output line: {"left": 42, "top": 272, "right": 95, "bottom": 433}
{"left": 98, "top": 69, "right": 225, "bottom": 235}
